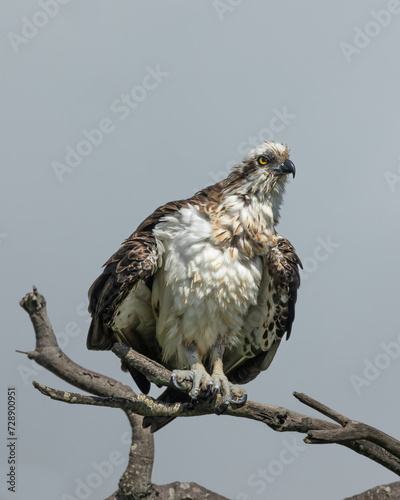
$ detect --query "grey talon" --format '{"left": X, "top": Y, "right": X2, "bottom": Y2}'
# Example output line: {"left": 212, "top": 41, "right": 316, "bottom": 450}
{"left": 216, "top": 395, "right": 231, "bottom": 414}
{"left": 171, "top": 373, "right": 183, "bottom": 391}
{"left": 206, "top": 383, "right": 214, "bottom": 399}
{"left": 231, "top": 394, "right": 247, "bottom": 407}
{"left": 209, "top": 388, "right": 219, "bottom": 402}
{"left": 216, "top": 401, "right": 229, "bottom": 415}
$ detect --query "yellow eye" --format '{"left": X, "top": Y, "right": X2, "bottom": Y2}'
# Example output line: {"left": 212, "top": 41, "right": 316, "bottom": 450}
{"left": 258, "top": 156, "right": 267, "bottom": 165}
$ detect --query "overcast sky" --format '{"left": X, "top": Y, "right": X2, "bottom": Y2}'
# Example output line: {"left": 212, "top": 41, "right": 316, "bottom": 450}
{"left": 2, "top": 1, "right": 400, "bottom": 499}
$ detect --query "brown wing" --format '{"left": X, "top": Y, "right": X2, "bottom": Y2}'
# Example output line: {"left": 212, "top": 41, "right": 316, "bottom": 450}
{"left": 227, "top": 237, "right": 302, "bottom": 385}
{"left": 87, "top": 232, "right": 159, "bottom": 349}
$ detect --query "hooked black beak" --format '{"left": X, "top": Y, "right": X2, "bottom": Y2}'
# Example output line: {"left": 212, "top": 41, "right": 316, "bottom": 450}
{"left": 272, "top": 159, "right": 296, "bottom": 178}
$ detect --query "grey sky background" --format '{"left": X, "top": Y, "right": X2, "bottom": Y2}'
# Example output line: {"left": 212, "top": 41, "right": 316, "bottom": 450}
{"left": 1, "top": 1, "right": 400, "bottom": 499}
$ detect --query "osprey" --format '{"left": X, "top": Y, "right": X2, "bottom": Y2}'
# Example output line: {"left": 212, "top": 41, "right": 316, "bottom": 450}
{"left": 87, "top": 141, "right": 301, "bottom": 431}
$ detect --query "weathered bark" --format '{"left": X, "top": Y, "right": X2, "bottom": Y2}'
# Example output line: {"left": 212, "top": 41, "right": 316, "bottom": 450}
{"left": 19, "top": 288, "right": 400, "bottom": 499}
{"left": 343, "top": 482, "right": 400, "bottom": 499}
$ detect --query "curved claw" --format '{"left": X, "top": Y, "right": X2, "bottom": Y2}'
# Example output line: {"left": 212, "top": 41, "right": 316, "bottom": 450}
{"left": 171, "top": 371, "right": 194, "bottom": 392}
{"left": 216, "top": 395, "right": 231, "bottom": 415}
{"left": 210, "top": 386, "right": 219, "bottom": 402}
{"left": 207, "top": 379, "right": 220, "bottom": 402}
{"left": 205, "top": 381, "right": 214, "bottom": 399}
{"left": 230, "top": 392, "right": 247, "bottom": 408}
{"left": 170, "top": 372, "right": 183, "bottom": 391}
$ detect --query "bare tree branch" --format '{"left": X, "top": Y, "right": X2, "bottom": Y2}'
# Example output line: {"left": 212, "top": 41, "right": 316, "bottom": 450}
{"left": 112, "top": 342, "right": 180, "bottom": 390}
{"left": 32, "top": 371, "right": 400, "bottom": 478}
{"left": 20, "top": 287, "right": 227, "bottom": 500}
{"left": 294, "top": 392, "right": 400, "bottom": 460}
{"left": 105, "top": 482, "right": 230, "bottom": 500}
{"left": 111, "top": 340, "right": 400, "bottom": 476}
{"left": 19, "top": 287, "right": 400, "bottom": 499}
{"left": 343, "top": 482, "right": 400, "bottom": 500}
{"left": 107, "top": 410, "right": 229, "bottom": 500}
{"left": 293, "top": 391, "right": 350, "bottom": 425}
{"left": 20, "top": 287, "right": 136, "bottom": 400}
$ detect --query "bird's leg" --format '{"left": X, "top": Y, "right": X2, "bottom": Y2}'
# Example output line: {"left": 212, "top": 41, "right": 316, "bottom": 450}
{"left": 170, "top": 343, "right": 247, "bottom": 410}
{"left": 209, "top": 344, "right": 247, "bottom": 412}
{"left": 171, "top": 344, "right": 211, "bottom": 400}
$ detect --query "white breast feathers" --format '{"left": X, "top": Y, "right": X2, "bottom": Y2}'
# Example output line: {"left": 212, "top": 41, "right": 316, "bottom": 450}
{"left": 152, "top": 205, "right": 264, "bottom": 365}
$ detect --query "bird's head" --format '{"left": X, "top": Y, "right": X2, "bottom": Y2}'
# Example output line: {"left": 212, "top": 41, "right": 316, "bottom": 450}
{"left": 244, "top": 141, "right": 294, "bottom": 178}
{"left": 223, "top": 142, "right": 295, "bottom": 223}
{"left": 226, "top": 142, "right": 295, "bottom": 195}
